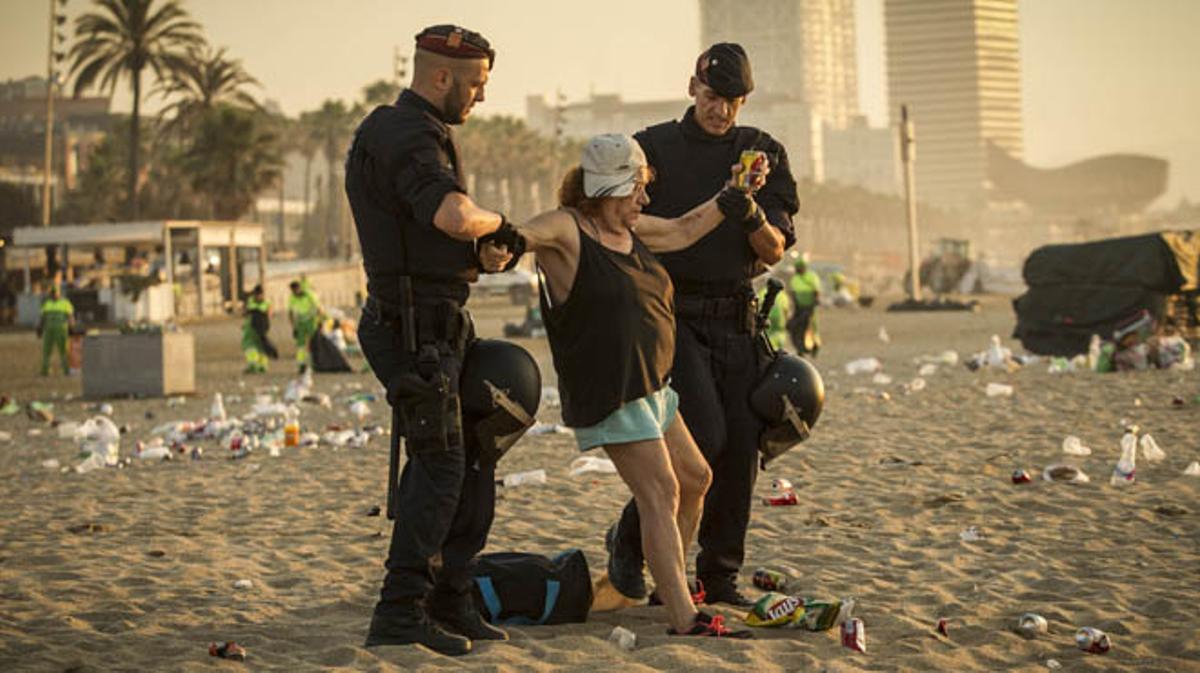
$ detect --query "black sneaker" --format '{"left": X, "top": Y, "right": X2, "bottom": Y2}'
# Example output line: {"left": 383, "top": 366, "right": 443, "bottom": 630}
{"left": 605, "top": 521, "right": 647, "bottom": 600}
{"left": 428, "top": 593, "right": 508, "bottom": 642}
{"left": 701, "top": 579, "right": 755, "bottom": 608}
{"left": 363, "top": 606, "right": 472, "bottom": 656}
{"left": 667, "top": 611, "right": 754, "bottom": 639}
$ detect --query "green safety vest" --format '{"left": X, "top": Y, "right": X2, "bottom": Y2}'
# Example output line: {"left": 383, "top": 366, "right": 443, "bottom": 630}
{"left": 790, "top": 270, "right": 822, "bottom": 308}
{"left": 287, "top": 291, "right": 319, "bottom": 319}
{"left": 247, "top": 296, "right": 270, "bottom": 313}
{"left": 41, "top": 297, "right": 74, "bottom": 330}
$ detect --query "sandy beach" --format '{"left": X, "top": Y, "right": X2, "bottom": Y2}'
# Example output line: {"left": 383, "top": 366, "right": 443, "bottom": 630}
{"left": 1, "top": 295, "right": 1197, "bottom": 672}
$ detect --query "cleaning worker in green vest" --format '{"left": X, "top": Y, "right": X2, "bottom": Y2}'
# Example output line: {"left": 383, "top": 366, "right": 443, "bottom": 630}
{"left": 758, "top": 281, "right": 792, "bottom": 351}
{"left": 242, "top": 284, "right": 278, "bottom": 373}
{"left": 287, "top": 280, "right": 322, "bottom": 373}
{"left": 787, "top": 254, "right": 822, "bottom": 356}
{"left": 37, "top": 285, "right": 75, "bottom": 376}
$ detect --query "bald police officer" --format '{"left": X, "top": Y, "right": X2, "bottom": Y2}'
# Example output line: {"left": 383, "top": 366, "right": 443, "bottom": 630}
{"left": 346, "top": 24, "right": 520, "bottom": 656}
{"left": 604, "top": 43, "right": 800, "bottom": 607}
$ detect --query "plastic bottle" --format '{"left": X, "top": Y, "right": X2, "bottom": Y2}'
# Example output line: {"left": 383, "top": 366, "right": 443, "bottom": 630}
{"left": 210, "top": 392, "right": 227, "bottom": 422}
{"left": 283, "top": 408, "right": 300, "bottom": 448}
{"left": 1086, "top": 334, "right": 1102, "bottom": 371}
{"left": 501, "top": 469, "right": 547, "bottom": 488}
{"left": 1110, "top": 430, "right": 1137, "bottom": 486}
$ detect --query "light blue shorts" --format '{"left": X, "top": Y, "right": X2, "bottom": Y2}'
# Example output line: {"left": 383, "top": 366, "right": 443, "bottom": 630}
{"left": 573, "top": 386, "right": 680, "bottom": 452}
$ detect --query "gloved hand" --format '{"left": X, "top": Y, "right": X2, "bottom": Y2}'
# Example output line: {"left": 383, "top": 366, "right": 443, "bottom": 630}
{"left": 717, "top": 187, "right": 768, "bottom": 234}
{"left": 476, "top": 216, "right": 527, "bottom": 272}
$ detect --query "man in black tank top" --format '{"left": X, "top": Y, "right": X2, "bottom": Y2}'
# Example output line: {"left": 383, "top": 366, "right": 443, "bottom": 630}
{"left": 346, "top": 25, "right": 521, "bottom": 656}
{"left": 604, "top": 43, "right": 800, "bottom": 607}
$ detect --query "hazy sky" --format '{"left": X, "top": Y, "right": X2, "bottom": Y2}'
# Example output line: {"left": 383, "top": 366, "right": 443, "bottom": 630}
{"left": 2, "top": 0, "right": 1198, "bottom": 205}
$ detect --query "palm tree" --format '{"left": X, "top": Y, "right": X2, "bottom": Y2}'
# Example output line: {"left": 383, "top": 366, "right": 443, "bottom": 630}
{"left": 182, "top": 105, "right": 282, "bottom": 220}
{"left": 153, "top": 45, "right": 260, "bottom": 136}
{"left": 68, "top": 0, "right": 204, "bottom": 220}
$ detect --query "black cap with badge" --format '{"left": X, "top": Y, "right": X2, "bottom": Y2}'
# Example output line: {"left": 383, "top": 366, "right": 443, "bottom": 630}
{"left": 694, "top": 42, "right": 754, "bottom": 99}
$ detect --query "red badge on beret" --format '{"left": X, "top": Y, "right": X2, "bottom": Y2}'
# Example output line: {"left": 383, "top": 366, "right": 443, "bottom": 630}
{"left": 415, "top": 25, "right": 495, "bottom": 67}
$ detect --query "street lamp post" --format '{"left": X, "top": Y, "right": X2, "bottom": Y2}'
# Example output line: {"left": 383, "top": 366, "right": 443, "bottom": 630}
{"left": 42, "top": 0, "right": 67, "bottom": 227}
{"left": 899, "top": 104, "right": 921, "bottom": 301}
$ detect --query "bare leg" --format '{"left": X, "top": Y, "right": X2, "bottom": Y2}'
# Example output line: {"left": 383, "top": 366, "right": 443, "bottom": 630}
{"left": 663, "top": 414, "right": 711, "bottom": 559}
{"left": 603, "top": 438, "right": 695, "bottom": 633}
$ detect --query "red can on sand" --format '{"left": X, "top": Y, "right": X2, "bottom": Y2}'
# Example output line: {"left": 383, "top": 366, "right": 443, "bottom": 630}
{"left": 841, "top": 618, "right": 866, "bottom": 652}
{"left": 1012, "top": 469, "right": 1032, "bottom": 484}
{"left": 762, "top": 491, "right": 799, "bottom": 506}
{"left": 1075, "top": 627, "right": 1111, "bottom": 654}
{"left": 936, "top": 618, "right": 949, "bottom": 636}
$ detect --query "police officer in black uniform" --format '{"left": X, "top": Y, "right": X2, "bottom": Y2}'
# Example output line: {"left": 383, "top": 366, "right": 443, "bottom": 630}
{"left": 346, "top": 25, "right": 522, "bottom": 656}
{"left": 605, "top": 43, "right": 799, "bottom": 607}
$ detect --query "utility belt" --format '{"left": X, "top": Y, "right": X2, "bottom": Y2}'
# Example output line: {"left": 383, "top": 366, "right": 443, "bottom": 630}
{"left": 675, "top": 291, "right": 758, "bottom": 334}
{"left": 365, "top": 294, "right": 472, "bottom": 355}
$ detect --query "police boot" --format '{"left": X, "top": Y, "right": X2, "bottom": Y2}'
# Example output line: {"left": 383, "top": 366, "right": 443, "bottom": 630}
{"left": 428, "top": 586, "right": 508, "bottom": 641}
{"left": 363, "top": 601, "right": 472, "bottom": 655}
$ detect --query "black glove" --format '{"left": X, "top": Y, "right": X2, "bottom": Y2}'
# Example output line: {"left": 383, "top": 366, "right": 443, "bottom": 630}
{"left": 476, "top": 216, "right": 527, "bottom": 272}
{"left": 717, "top": 187, "right": 767, "bottom": 235}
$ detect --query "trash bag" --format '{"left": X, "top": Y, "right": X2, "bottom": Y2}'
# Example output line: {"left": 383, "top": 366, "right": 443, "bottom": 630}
{"left": 78, "top": 416, "right": 121, "bottom": 466}
{"left": 309, "top": 332, "right": 352, "bottom": 373}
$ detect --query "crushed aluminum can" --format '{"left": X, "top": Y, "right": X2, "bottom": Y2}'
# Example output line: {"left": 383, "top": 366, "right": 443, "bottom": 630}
{"left": 1075, "top": 627, "right": 1111, "bottom": 654}
{"left": 841, "top": 617, "right": 866, "bottom": 653}
{"left": 1012, "top": 469, "right": 1033, "bottom": 484}
{"left": 1016, "top": 613, "right": 1048, "bottom": 639}
{"left": 752, "top": 568, "right": 789, "bottom": 592}
{"left": 936, "top": 617, "right": 949, "bottom": 636}
{"left": 209, "top": 641, "right": 246, "bottom": 661}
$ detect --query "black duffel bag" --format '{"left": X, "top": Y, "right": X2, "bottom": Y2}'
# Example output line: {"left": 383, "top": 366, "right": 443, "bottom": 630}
{"left": 471, "top": 549, "right": 592, "bottom": 626}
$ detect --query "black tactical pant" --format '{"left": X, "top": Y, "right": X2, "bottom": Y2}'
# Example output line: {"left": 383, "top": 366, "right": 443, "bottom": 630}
{"left": 358, "top": 300, "right": 496, "bottom": 610}
{"left": 610, "top": 310, "right": 762, "bottom": 592}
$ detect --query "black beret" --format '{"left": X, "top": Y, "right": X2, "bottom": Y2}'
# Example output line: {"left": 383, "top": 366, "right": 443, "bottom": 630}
{"left": 415, "top": 24, "right": 495, "bottom": 68}
{"left": 695, "top": 42, "right": 753, "bottom": 99}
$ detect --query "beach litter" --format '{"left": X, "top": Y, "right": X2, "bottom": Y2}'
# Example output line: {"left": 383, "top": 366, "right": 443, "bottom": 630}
{"left": 1111, "top": 431, "right": 1137, "bottom": 486}
{"left": 841, "top": 618, "right": 867, "bottom": 653}
{"left": 1184, "top": 462, "right": 1200, "bottom": 476}
{"left": 1075, "top": 627, "right": 1111, "bottom": 654}
{"left": 499, "top": 469, "right": 546, "bottom": 488}
{"left": 918, "top": 363, "right": 938, "bottom": 377}
{"left": 958, "top": 527, "right": 982, "bottom": 542}
{"left": 845, "top": 358, "right": 882, "bottom": 375}
{"left": 569, "top": 455, "right": 617, "bottom": 476}
{"left": 1042, "top": 464, "right": 1090, "bottom": 484}
{"left": 1139, "top": 433, "right": 1166, "bottom": 462}
{"left": 608, "top": 625, "right": 637, "bottom": 651}
{"left": 1016, "top": 613, "right": 1048, "bottom": 639}
{"left": 871, "top": 373, "right": 892, "bottom": 385}
{"left": 878, "top": 326, "right": 890, "bottom": 344}
{"left": 530, "top": 422, "right": 571, "bottom": 435}
{"left": 540, "top": 386, "right": 561, "bottom": 408}
{"left": 744, "top": 593, "right": 855, "bottom": 631}
{"left": 209, "top": 641, "right": 246, "bottom": 662}
{"left": 935, "top": 618, "right": 949, "bottom": 637}
{"left": 1061, "top": 435, "right": 1091, "bottom": 456}
{"left": 985, "top": 383, "right": 1014, "bottom": 398}
{"left": 233, "top": 579, "right": 253, "bottom": 590}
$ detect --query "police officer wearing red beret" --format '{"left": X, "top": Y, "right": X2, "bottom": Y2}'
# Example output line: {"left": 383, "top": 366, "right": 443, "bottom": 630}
{"left": 346, "top": 24, "right": 523, "bottom": 655}
{"left": 603, "top": 43, "right": 800, "bottom": 608}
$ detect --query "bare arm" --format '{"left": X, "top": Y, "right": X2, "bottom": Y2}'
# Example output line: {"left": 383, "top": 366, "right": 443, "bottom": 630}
{"left": 747, "top": 219, "right": 785, "bottom": 265}
{"left": 633, "top": 198, "right": 724, "bottom": 253}
{"left": 432, "top": 192, "right": 504, "bottom": 241}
